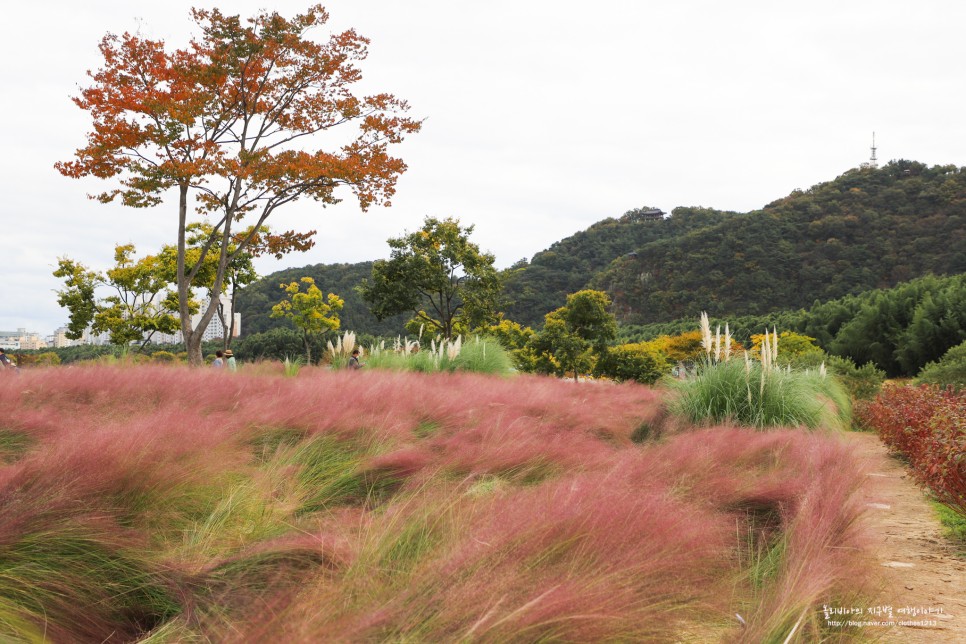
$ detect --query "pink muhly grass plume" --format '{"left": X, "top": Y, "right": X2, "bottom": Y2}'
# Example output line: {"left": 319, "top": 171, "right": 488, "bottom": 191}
{"left": 638, "top": 427, "right": 875, "bottom": 641}
{"left": 732, "top": 437, "right": 875, "bottom": 641}
{"left": 325, "top": 468, "right": 734, "bottom": 641}
{"left": 0, "top": 364, "right": 882, "bottom": 642}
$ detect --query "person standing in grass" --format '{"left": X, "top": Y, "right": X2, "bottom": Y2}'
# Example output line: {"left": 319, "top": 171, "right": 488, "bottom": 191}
{"left": 0, "top": 348, "right": 16, "bottom": 372}
{"left": 212, "top": 350, "right": 225, "bottom": 369}
{"left": 348, "top": 348, "right": 364, "bottom": 370}
{"left": 225, "top": 349, "right": 237, "bottom": 372}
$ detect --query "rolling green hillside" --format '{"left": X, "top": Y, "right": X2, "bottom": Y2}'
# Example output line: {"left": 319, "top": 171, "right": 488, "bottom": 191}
{"left": 594, "top": 160, "right": 966, "bottom": 324}
{"left": 501, "top": 206, "right": 738, "bottom": 327}
{"left": 238, "top": 160, "right": 966, "bottom": 336}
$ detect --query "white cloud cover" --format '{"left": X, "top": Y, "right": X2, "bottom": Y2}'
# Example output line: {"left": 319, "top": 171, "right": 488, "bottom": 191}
{"left": 2, "top": 0, "right": 965, "bottom": 335}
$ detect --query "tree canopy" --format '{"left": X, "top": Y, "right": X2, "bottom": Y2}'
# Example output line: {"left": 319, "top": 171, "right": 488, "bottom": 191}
{"left": 594, "top": 162, "right": 966, "bottom": 325}
{"left": 620, "top": 273, "right": 966, "bottom": 378}
{"left": 270, "top": 277, "right": 343, "bottom": 363}
{"left": 236, "top": 260, "right": 410, "bottom": 337}
{"left": 53, "top": 244, "right": 182, "bottom": 349}
{"left": 359, "top": 217, "right": 502, "bottom": 338}
{"left": 57, "top": 4, "right": 420, "bottom": 364}
{"left": 531, "top": 290, "right": 617, "bottom": 380}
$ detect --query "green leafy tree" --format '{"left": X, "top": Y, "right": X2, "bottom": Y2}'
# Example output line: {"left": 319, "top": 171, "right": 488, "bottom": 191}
{"left": 531, "top": 312, "right": 591, "bottom": 379}
{"left": 58, "top": 5, "right": 420, "bottom": 365}
{"left": 270, "top": 277, "right": 344, "bottom": 364}
{"left": 360, "top": 217, "right": 502, "bottom": 338}
{"left": 54, "top": 244, "right": 182, "bottom": 349}
{"left": 532, "top": 290, "right": 617, "bottom": 381}
{"left": 897, "top": 287, "right": 966, "bottom": 375}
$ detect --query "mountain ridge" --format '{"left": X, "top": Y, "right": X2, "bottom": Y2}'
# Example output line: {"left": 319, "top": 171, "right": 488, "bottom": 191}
{"left": 237, "top": 160, "right": 966, "bottom": 334}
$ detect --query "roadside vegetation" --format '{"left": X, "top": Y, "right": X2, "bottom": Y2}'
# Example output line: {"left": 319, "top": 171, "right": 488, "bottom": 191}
{"left": 857, "top": 383, "right": 966, "bottom": 552}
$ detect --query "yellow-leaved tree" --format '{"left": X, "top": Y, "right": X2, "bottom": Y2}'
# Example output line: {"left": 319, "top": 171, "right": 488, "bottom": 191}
{"left": 271, "top": 277, "right": 344, "bottom": 364}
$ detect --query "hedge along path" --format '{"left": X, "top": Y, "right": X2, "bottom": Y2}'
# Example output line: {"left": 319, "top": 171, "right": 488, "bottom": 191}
{"left": 848, "top": 432, "right": 966, "bottom": 643}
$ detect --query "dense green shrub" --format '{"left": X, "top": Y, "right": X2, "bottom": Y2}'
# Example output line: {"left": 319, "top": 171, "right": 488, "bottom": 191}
{"left": 483, "top": 318, "right": 538, "bottom": 372}
{"left": 916, "top": 340, "right": 966, "bottom": 391}
{"left": 10, "top": 352, "right": 61, "bottom": 367}
{"left": 827, "top": 355, "right": 886, "bottom": 400}
{"left": 594, "top": 343, "right": 669, "bottom": 384}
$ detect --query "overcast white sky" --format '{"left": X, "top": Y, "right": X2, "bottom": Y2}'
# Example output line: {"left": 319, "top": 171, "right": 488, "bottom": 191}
{"left": 3, "top": 0, "right": 965, "bottom": 336}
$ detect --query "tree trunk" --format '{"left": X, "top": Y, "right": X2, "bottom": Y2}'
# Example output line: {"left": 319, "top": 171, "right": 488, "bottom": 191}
{"left": 178, "top": 185, "right": 235, "bottom": 365}
{"left": 226, "top": 282, "right": 239, "bottom": 349}
{"left": 176, "top": 183, "right": 205, "bottom": 365}
{"left": 304, "top": 335, "right": 312, "bottom": 365}
{"left": 217, "top": 298, "right": 229, "bottom": 350}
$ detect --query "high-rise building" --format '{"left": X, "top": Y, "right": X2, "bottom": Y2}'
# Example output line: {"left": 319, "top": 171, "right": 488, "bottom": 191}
{"left": 149, "top": 294, "right": 241, "bottom": 344}
{"left": 52, "top": 327, "right": 74, "bottom": 348}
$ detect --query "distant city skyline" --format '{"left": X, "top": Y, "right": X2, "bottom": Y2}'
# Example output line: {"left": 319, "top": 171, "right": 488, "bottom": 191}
{"left": 0, "top": 295, "right": 240, "bottom": 349}
{"left": 4, "top": 0, "right": 966, "bottom": 336}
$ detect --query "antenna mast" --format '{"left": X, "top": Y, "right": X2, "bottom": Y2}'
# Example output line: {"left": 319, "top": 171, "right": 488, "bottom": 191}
{"left": 869, "top": 131, "right": 878, "bottom": 169}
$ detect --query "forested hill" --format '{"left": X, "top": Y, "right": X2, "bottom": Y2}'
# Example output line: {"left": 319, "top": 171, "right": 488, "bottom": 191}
{"left": 501, "top": 206, "right": 739, "bottom": 326}
{"left": 506, "top": 160, "right": 966, "bottom": 327}
{"left": 238, "top": 160, "right": 965, "bottom": 335}
{"left": 595, "top": 160, "right": 966, "bottom": 324}
{"left": 234, "top": 261, "right": 408, "bottom": 338}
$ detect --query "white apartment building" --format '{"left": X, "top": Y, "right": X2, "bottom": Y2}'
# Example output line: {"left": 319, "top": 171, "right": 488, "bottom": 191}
{"left": 0, "top": 330, "right": 21, "bottom": 350}
{"left": 1, "top": 328, "right": 48, "bottom": 350}
{"left": 50, "top": 326, "right": 108, "bottom": 348}
{"left": 150, "top": 294, "right": 241, "bottom": 344}
{"left": 20, "top": 333, "right": 47, "bottom": 350}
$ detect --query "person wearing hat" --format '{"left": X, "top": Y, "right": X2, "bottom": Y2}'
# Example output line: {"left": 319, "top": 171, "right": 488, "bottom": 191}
{"left": 225, "top": 349, "right": 237, "bottom": 372}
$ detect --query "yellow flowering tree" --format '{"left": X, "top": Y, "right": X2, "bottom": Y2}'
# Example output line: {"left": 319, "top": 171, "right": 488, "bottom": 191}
{"left": 271, "top": 277, "right": 344, "bottom": 364}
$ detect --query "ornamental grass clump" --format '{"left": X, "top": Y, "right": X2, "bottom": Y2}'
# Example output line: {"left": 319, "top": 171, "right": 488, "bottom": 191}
{"left": 326, "top": 330, "right": 358, "bottom": 368}
{"left": 674, "top": 315, "right": 849, "bottom": 430}
{"left": 282, "top": 355, "right": 303, "bottom": 377}
{"left": 446, "top": 335, "right": 513, "bottom": 374}
{"left": 340, "top": 333, "right": 513, "bottom": 375}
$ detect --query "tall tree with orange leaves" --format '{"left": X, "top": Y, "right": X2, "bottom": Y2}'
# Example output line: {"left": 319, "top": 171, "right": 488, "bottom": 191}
{"left": 57, "top": 5, "right": 420, "bottom": 364}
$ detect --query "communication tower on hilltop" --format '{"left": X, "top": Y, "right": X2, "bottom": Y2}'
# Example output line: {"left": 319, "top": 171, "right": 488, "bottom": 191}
{"left": 860, "top": 132, "right": 878, "bottom": 169}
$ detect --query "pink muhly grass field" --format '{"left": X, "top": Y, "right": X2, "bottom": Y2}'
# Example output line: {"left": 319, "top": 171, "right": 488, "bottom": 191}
{"left": 0, "top": 365, "right": 879, "bottom": 642}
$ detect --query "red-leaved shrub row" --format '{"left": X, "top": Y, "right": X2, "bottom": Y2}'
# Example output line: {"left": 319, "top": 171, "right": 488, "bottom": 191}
{"left": 857, "top": 384, "right": 966, "bottom": 514}
{"left": 0, "top": 366, "right": 878, "bottom": 642}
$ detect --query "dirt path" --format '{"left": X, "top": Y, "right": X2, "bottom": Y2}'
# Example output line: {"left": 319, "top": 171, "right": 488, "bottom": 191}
{"left": 846, "top": 432, "right": 966, "bottom": 642}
